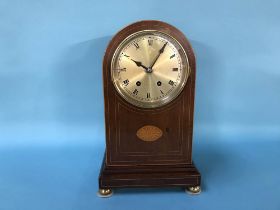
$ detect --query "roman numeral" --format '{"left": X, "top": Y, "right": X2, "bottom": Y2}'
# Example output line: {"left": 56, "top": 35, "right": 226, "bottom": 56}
{"left": 114, "top": 68, "right": 126, "bottom": 72}
{"left": 168, "top": 80, "right": 174, "bottom": 86}
{"left": 147, "top": 92, "right": 151, "bottom": 98}
{"left": 133, "top": 89, "right": 138, "bottom": 95}
{"left": 160, "top": 90, "right": 164, "bottom": 95}
{"left": 172, "top": 68, "right": 178, "bottom": 71}
{"left": 148, "top": 39, "right": 153, "bottom": 46}
{"left": 134, "top": 42, "right": 140, "bottom": 49}
{"left": 170, "top": 54, "right": 175, "bottom": 59}
{"left": 123, "top": 79, "right": 129, "bottom": 86}
{"left": 124, "top": 54, "right": 130, "bottom": 58}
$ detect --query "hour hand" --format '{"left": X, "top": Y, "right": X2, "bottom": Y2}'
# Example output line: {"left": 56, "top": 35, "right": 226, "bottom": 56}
{"left": 130, "top": 59, "right": 148, "bottom": 70}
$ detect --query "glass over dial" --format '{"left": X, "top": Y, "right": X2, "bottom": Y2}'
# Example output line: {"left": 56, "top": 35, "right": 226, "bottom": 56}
{"left": 111, "top": 30, "right": 190, "bottom": 108}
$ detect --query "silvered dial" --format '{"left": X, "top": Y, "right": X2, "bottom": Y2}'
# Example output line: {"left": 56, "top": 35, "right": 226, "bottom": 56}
{"left": 111, "top": 30, "right": 190, "bottom": 108}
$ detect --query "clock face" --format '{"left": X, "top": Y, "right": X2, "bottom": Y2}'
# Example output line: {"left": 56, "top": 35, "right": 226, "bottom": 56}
{"left": 111, "top": 30, "right": 190, "bottom": 108}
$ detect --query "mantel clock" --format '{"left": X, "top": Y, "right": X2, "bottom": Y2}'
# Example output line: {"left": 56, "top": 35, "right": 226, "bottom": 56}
{"left": 98, "top": 20, "right": 201, "bottom": 197}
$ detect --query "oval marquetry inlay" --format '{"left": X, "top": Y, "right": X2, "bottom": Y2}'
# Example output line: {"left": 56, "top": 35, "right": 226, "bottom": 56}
{"left": 136, "top": 125, "right": 163, "bottom": 142}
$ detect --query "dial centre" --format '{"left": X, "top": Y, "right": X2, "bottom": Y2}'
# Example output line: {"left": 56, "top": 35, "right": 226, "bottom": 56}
{"left": 146, "top": 67, "right": 153, "bottom": 73}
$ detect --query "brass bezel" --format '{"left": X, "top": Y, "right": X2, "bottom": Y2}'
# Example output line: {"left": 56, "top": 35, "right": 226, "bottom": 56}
{"left": 111, "top": 30, "right": 190, "bottom": 109}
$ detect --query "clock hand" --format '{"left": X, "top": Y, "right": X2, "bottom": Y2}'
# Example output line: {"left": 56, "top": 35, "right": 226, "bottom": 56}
{"left": 150, "top": 42, "right": 168, "bottom": 69}
{"left": 130, "top": 59, "right": 148, "bottom": 71}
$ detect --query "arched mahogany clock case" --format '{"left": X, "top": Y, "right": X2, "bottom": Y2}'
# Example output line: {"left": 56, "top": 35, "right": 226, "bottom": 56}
{"left": 98, "top": 20, "right": 201, "bottom": 196}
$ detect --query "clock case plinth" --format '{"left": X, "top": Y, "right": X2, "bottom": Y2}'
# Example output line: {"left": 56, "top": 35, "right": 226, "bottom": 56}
{"left": 99, "top": 20, "right": 201, "bottom": 192}
{"left": 99, "top": 155, "right": 200, "bottom": 189}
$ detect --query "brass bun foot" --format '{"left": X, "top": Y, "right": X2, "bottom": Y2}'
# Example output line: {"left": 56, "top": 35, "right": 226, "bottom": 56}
{"left": 185, "top": 186, "right": 201, "bottom": 195}
{"left": 97, "top": 188, "right": 113, "bottom": 198}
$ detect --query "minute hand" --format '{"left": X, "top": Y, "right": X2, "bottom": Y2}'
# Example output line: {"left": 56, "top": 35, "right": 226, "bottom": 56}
{"left": 150, "top": 42, "right": 168, "bottom": 69}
